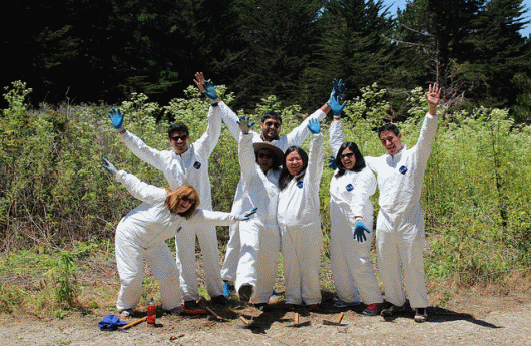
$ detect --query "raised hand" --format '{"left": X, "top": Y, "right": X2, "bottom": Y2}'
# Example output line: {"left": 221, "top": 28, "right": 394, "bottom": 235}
{"left": 327, "top": 95, "right": 346, "bottom": 117}
{"left": 425, "top": 83, "right": 441, "bottom": 114}
{"left": 307, "top": 118, "right": 321, "bottom": 134}
{"left": 108, "top": 107, "right": 124, "bottom": 131}
{"left": 237, "top": 116, "right": 254, "bottom": 134}
{"left": 332, "top": 78, "right": 347, "bottom": 100}
{"left": 193, "top": 72, "right": 206, "bottom": 93}
{"left": 102, "top": 157, "right": 118, "bottom": 176}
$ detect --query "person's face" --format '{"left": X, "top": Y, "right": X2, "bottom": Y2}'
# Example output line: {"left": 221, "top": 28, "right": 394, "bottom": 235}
{"left": 340, "top": 148, "right": 356, "bottom": 170}
{"left": 379, "top": 130, "right": 403, "bottom": 156}
{"left": 176, "top": 195, "right": 195, "bottom": 214}
{"left": 256, "top": 149, "right": 274, "bottom": 173}
{"left": 169, "top": 131, "right": 190, "bottom": 155}
{"left": 260, "top": 118, "right": 281, "bottom": 141}
{"left": 286, "top": 150, "right": 303, "bottom": 176}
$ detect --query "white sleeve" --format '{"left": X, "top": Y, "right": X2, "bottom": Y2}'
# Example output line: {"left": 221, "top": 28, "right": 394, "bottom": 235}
{"left": 349, "top": 168, "right": 377, "bottom": 217}
{"left": 284, "top": 109, "right": 327, "bottom": 147}
{"left": 186, "top": 209, "right": 238, "bottom": 226}
{"left": 329, "top": 120, "right": 344, "bottom": 158}
{"left": 115, "top": 170, "right": 167, "bottom": 204}
{"left": 306, "top": 133, "right": 325, "bottom": 186}
{"left": 238, "top": 132, "right": 255, "bottom": 181}
{"left": 120, "top": 131, "right": 167, "bottom": 170}
{"left": 413, "top": 112, "right": 438, "bottom": 166}
{"left": 191, "top": 105, "right": 222, "bottom": 158}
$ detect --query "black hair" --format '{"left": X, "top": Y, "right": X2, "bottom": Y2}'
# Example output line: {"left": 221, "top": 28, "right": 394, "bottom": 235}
{"left": 377, "top": 123, "right": 400, "bottom": 137}
{"left": 254, "top": 149, "right": 282, "bottom": 170}
{"left": 279, "top": 146, "right": 308, "bottom": 191}
{"left": 167, "top": 123, "right": 189, "bottom": 137}
{"left": 261, "top": 112, "right": 282, "bottom": 124}
{"left": 334, "top": 142, "right": 366, "bottom": 178}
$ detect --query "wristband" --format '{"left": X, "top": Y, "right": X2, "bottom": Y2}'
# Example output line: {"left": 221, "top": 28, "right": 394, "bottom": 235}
{"left": 119, "top": 128, "right": 126, "bottom": 134}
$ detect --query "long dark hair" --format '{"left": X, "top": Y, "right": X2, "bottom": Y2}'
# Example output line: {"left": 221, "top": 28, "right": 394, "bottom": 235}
{"left": 279, "top": 146, "right": 308, "bottom": 190}
{"left": 334, "top": 142, "right": 366, "bottom": 178}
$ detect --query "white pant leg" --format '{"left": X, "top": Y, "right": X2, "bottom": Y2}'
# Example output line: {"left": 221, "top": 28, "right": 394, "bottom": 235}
{"left": 376, "top": 211, "right": 406, "bottom": 306}
{"left": 220, "top": 223, "right": 240, "bottom": 282}
{"left": 195, "top": 224, "right": 223, "bottom": 297}
{"left": 330, "top": 208, "right": 360, "bottom": 304}
{"left": 300, "top": 225, "right": 323, "bottom": 305}
{"left": 175, "top": 224, "right": 199, "bottom": 301}
{"left": 115, "top": 229, "right": 144, "bottom": 311}
{"left": 281, "top": 226, "right": 302, "bottom": 305}
{"left": 145, "top": 241, "right": 181, "bottom": 311}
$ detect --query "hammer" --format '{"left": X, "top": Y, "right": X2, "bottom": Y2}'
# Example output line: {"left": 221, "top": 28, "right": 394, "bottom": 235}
{"left": 322, "top": 312, "right": 346, "bottom": 326}
{"left": 120, "top": 316, "right": 147, "bottom": 330}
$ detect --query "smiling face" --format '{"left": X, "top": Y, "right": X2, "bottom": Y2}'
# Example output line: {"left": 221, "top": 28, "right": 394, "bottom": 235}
{"left": 340, "top": 148, "right": 356, "bottom": 170}
{"left": 169, "top": 130, "right": 190, "bottom": 155}
{"left": 379, "top": 130, "right": 403, "bottom": 156}
{"left": 286, "top": 150, "right": 304, "bottom": 176}
{"left": 260, "top": 118, "right": 282, "bottom": 142}
{"left": 256, "top": 149, "right": 274, "bottom": 173}
{"left": 176, "top": 195, "right": 195, "bottom": 214}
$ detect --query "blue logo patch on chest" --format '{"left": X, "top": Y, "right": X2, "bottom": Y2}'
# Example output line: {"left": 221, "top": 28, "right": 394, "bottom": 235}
{"left": 296, "top": 181, "right": 304, "bottom": 189}
{"left": 193, "top": 161, "right": 201, "bottom": 169}
{"left": 399, "top": 165, "right": 408, "bottom": 175}
{"left": 345, "top": 184, "right": 354, "bottom": 192}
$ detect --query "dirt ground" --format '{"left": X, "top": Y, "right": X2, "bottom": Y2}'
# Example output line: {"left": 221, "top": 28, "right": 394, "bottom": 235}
{"left": 1, "top": 288, "right": 530, "bottom": 346}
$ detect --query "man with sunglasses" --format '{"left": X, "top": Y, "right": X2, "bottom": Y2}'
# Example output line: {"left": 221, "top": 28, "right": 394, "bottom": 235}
{"left": 108, "top": 89, "right": 228, "bottom": 313}
{"left": 194, "top": 72, "right": 345, "bottom": 299}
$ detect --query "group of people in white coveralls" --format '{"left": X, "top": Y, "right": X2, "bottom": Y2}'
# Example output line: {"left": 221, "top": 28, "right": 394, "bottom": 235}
{"left": 103, "top": 72, "right": 441, "bottom": 323}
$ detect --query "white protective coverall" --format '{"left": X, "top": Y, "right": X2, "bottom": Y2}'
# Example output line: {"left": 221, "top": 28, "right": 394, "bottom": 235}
{"left": 365, "top": 112, "right": 438, "bottom": 309}
{"left": 119, "top": 107, "right": 224, "bottom": 301}
{"left": 113, "top": 170, "right": 238, "bottom": 312}
{"left": 234, "top": 132, "right": 281, "bottom": 304}
{"left": 214, "top": 101, "right": 327, "bottom": 283}
{"left": 329, "top": 120, "right": 383, "bottom": 305}
{"left": 277, "top": 133, "right": 324, "bottom": 305}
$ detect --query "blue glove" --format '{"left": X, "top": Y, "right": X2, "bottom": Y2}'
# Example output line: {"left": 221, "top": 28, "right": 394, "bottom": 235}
{"left": 332, "top": 78, "right": 347, "bottom": 99}
{"left": 327, "top": 95, "right": 346, "bottom": 117}
{"left": 328, "top": 156, "right": 337, "bottom": 170}
{"left": 102, "top": 157, "right": 118, "bottom": 176}
{"left": 354, "top": 221, "right": 370, "bottom": 243}
{"left": 307, "top": 118, "right": 321, "bottom": 134}
{"left": 202, "top": 80, "right": 218, "bottom": 102}
{"left": 236, "top": 207, "right": 258, "bottom": 221}
{"left": 108, "top": 107, "right": 124, "bottom": 131}
{"left": 98, "top": 314, "right": 127, "bottom": 331}
{"left": 237, "top": 116, "right": 254, "bottom": 134}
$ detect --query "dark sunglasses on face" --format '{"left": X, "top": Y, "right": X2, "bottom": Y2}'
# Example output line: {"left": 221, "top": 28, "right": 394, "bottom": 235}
{"left": 340, "top": 152, "right": 355, "bottom": 159}
{"left": 170, "top": 134, "right": 188, "bottom": 141}
{"left": 181, "top": 196, "right": 195, "bottom": 205}
{"left": 264, "top": 121, "right": 281, "bottom": 128}
{"left": 258, "top": 152, "right": 273, "bottom": 159}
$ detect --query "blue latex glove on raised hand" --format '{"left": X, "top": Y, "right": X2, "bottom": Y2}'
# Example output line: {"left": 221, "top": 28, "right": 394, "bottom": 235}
{"left": 102, "top": 157, "right": 118, "bottom": 176}
{"left": 354, "top": 221, "right": 370, "bottom": 243}
{"left": 237, "top": 116, "right": 254, "bottom": 134}
{"left": 327, "top": 95, "right": 346, "bottom": 117}
{"left": 202, "top": 80, "right": 218, "bottom": 102}
{"left": 236, "top": 207, "right": 258, "bottom": 221}
{"left": 331, "top": 78, "right": 347, "bottom": 100}
{"left": 108, "top": 107, "right": 124, "bottom": 131}
{"left": 328, "top": 156, "right": 337, "bottom": 170}
{"left": 307, "top": 118, "right": 321, "bottom": 134}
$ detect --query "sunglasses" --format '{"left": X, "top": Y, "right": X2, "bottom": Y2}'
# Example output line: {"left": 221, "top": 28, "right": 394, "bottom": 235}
{"left": 181, "top": 196, "right": 195, "bottom": 205}
{"left": 170, "top": 134, "right": 188, "bottom": 141}
{"left": 264, "top": 121, "right": 281, "bottom": 128}
{"left": 340, "top": 152, "right": 355, "bottom": 159}
{"left": 258, "top": 152, "right": 273, "bottom": 159}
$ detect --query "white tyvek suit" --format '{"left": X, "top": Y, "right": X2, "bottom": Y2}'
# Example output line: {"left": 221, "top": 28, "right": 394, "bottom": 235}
{"left": 234, "top": 132, "right": 281, "bottom": 304}
{"left": 119, "top": 107, "right": 224, "bottom": 301}
{"left": 214, "top": 101, "right": 327, "bottom": 282}
{"left": 277, "top": 133, "right": 324, "bottom": 305}
{"left": 365, "top": 112, "right": 438, "bottom": 309}
{"left": 329, "top": 120, "right": 383, "bottom": 305}
{"left": 113, "top": 170, "right": 238, "bottom": 311}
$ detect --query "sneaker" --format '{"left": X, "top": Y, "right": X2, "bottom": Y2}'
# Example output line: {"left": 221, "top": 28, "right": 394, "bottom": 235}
{"left": 238, "top": 284, "right": 253, "bottom": 303}
{"left": 120, "top": 309, "right": 133, "bottom": 317}
{"left": 211, "top": 295, "right": 230, "bottom": 306}
{"left": 334, "top": 300, "right": 349, "bottom": 308}
{"left": 271, "top": 290, "right": 280, "bottom": 297}
{"left": 182, "top": 300, "right": 206, "bottom": 314}
{"left": 168, "top": 307, "right": 183, "bottom": 316}
{"left": 414, "top": 307, "right": 428, "bottom": 323}
{"left": 362, "top": 303, "right": 378, "bottom": 316}
{"left": 380, "top": 302, "right": 406, "bottom": 317}
{"left": 222, "top": 282, "right": 235, "bottom": 297}
{"left": 254, "top": 303, "right": 272, "bottom": 312}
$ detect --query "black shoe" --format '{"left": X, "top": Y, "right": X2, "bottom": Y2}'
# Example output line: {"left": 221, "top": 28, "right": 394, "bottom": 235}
{"left": 380, "top": 301, "right": 405, "bottom": 317}
{"left": 254, "top": 303, "right": 272, "bottom": 312}
{"left": 182, "top": 300, "right": 206, "bottom": 314}
{"left": 211, "top": 295, "right": 230, "bottom": 306}
{"left": 238, "top": 284, "right": 253, "bottom": 303}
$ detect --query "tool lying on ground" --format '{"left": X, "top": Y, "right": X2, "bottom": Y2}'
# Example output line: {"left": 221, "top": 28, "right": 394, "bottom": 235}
{"left": 205, "top": 307, "right": 227, "bottom": 322}
{"left": 289, "top": 313, "right": 311, "bottom": 328}
{"left": 121, "top": 316, "right": 147, "bottom": 330}
{"left": 322, "top": 312, "right": 346, "bottom": 326}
